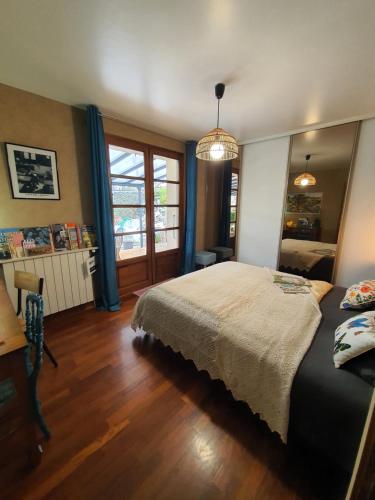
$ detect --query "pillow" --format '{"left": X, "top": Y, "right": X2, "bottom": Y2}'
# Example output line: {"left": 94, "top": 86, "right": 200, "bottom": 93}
{"left": 340, "top": 280, "right": 375, "bottom": 310}
{"left": 334, "top": 311, "right": 375, "bottom": 368}
{"left": 310, "top": 280, "right": 333, "bottom": 303}
{"left": 271, "top": 271, "right": 333, "bottom": 302}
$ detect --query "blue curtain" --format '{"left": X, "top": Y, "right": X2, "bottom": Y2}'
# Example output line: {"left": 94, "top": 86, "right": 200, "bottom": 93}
{"left": 86, "top": 105, "right": 120, "bottom": 311}
{"left": 181, "top": 141, "right": 197, "bottom": 274}
{"left": 218, "top": 160, "right": 232, "bottom": 247}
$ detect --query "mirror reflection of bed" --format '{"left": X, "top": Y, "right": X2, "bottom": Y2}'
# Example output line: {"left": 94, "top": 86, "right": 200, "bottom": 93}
{"left": 278, "top": 122, "right": 358, "bottom": 283}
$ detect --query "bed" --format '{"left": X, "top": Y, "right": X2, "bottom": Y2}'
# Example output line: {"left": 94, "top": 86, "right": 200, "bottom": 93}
{"left": 279, "top": 238, "right": 336, "bottom": 282}
{"left": 132, "top": 262, "right": 374, "bottom": 473}
{"left": 289, "top": 285, "right": 374, "bottom": 472}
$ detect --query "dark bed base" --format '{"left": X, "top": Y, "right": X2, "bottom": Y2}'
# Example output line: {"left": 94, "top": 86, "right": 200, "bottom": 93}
{"left": 289, "top": 286, "right": 374, "bottom": 474}
{"left": 279, "top": 256, "right": 335, "bottom": 282}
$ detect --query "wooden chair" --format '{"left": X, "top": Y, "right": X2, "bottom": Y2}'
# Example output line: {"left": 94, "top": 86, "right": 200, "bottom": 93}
{"left": 14, "top": 270, "right": 58, "bottom": 368}
{"left": 24, "top": 292, "right": 51, "bottom": 439}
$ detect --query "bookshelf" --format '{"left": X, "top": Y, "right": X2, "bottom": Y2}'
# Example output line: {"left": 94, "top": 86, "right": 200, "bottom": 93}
{"left": 0, "top": 247, "right": 98, "bottom": 265}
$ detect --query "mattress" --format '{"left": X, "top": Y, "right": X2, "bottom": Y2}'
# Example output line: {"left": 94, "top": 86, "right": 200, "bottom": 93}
{"left": 280, "top": 238, "right": 336, "bottom": 272}
{"left": 132, "top": 262, "right": 325, "bottom": 442}
{"left": 289, "top": 286, "right": 374, "bottom": 473}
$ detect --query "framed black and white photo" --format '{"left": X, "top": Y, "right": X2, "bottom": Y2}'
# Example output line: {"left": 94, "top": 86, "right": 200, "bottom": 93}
{"left": 5, "top": 143, "right": 60, "bottom": 200}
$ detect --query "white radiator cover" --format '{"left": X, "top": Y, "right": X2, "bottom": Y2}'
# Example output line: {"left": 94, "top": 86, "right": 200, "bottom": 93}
{"left": 0, "top": 249, "right": 96, "bottom": 316}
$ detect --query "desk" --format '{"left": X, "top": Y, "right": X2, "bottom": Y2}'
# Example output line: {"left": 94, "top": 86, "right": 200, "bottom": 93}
{"left": 0, "top": 280, "right": 40, "bottom": 486}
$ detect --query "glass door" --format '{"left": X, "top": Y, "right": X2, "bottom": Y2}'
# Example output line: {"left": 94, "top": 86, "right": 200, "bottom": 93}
{"left": 107, "top": 137, "right": 153, "bottom": 296}
{"left": 151, "top": 148, "right": 184, "bottom": 283}
{"left": 106, "top": 136, "right": 184, "bottom": 296}
{"left": 229, "top": 168, "right": 239, "bottom": 253}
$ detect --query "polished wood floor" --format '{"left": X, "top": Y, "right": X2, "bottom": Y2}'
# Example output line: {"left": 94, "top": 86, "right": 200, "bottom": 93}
{"left": 3, "top": 297, "right": 348, "bottom": 500}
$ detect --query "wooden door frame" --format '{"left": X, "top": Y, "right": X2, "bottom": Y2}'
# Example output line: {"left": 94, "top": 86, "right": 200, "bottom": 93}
{"left": 149, "top": 145, "right": 185, "bottom": 284}
{"left": 105, "top": 134, "right": 185, "bottom": 293}
{"left": 229, "top": 166, "right": 240, "bottom": 255}
{"left": 105, "top": 134, "right": 151, "bottom": 268}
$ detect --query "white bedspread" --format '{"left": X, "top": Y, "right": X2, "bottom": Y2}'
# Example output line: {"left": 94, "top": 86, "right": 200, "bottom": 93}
{"left": 280, "top": 238, "right": 337, "bottom": 272}
{"left": 131, "top": 262, "right": 329, "bottom": 442}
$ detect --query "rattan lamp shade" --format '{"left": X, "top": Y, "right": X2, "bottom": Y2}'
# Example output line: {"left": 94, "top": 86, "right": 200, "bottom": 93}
{"left": 196, "top": 127, "right": 239, "bottom": 161}
{"left": 294, "top": 172, "right": 317, "bottom": 186}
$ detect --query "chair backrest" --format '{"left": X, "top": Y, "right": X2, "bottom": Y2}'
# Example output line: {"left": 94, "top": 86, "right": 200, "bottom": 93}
{"left": 14, "top": 270, "right": 43, "bottom": 316}
{"left": 24, "top": 292, "right": 50, "bottom": 438}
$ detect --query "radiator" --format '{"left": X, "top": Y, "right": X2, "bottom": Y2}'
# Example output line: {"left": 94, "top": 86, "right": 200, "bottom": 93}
{"left": 0, "top": 248, "right": 96, "bottom": 316}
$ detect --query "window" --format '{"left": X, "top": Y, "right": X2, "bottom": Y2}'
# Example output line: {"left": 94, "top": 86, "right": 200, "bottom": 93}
{"left": 153, "top": 155, "right": 180, "bottom": 253}
{"left": 107, "top": 139, "right": 183, "bottom": 265}
{"left": 230, "top": 169, "right": 239, "bottom": 239}
{"left": 108, "top": 145, "right": 148, "bottom": 260}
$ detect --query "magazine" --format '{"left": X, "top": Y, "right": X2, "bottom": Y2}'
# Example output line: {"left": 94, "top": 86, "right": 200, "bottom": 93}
{"left": 273, "top": 274, "right": 311, "bottom": 294}
{"left": 273, "top": 275, "right": 311, "bottom": 287}
{"left": 80, "top": 225, "right": 96, "bottom": 248}
{"left": 76, "top": 225, "right": 83, "bottom": 248}
{"left": 21, "top": 227, "right": 53, "bottom": 256}
{"left": 0, "top": 223, "right": 96, "bottom": 257}
{"left": 0, "top": 232, "right": 12, "bottom": 260}
{"left": 0, "top": 228, "right": 25, "bottom": 258}
{"left": 8, "top": 231, "right": 25, "bottom": 258}
{"left": 51, "top": 224, "right": 70, "bottom": 251}
{"left": 65, "top": 223, "right": 79, "bottom": 250}
{"left": 276, "top": 284, "right": 311, "bottom": 294}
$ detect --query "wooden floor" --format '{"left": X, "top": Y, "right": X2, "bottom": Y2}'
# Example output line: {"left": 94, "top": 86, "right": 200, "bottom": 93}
{"left": 3, "top": 298, "right": 349, "bottom": 500}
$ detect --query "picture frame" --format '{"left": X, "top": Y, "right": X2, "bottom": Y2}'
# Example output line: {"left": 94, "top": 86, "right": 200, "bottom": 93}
{"left": 5, "top": 143, "right": 60, "bottom": 200}
{"left": 286, "top": 192, "right": 322, "bottom": 214}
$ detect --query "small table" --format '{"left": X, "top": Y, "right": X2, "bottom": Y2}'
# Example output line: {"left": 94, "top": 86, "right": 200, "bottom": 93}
{"left": 0, "top": 280, "right": 40, "bottom": 486}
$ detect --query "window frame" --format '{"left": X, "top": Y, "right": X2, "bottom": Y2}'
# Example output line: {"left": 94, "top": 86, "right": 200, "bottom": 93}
{"left": 229, "top": 167, "right": 240, "bottom": 241}
{"left": 105, "top": 135, "right": 184, "bottom": 267}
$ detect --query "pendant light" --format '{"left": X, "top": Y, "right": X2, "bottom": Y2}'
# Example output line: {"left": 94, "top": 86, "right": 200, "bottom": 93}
{"left": 294, "top": 154, "right": 317, "bottom": 187}
{"left": 196, "top": 83, "right": 239, "bottom": 161}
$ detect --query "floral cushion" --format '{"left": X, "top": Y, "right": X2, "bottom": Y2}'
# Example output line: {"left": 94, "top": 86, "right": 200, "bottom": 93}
{"left": 334, "top": 312, "right": 375, "bottom": 368}
{"left": 340, "top": 280, "right": 375, "bottom": 310}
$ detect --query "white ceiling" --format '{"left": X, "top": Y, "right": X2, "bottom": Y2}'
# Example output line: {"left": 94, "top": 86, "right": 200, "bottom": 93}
{"left": 0, "top": 0, "right": 375, "bottom": 142}
{"left": 289, "top": 122, "right": 358, "bottom": 172}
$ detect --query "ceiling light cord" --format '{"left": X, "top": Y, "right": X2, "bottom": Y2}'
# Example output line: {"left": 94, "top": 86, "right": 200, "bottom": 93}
{"left": 216, "top": 99, "right": 220, "bottom": 129}
{"left": 304, "top": 153, "right": 311, "bottom": 174}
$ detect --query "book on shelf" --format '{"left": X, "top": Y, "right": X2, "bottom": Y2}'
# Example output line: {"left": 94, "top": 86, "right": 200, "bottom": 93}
{"left": 76, "top": 225, "right": 83, "bottom": 248}
{"left": 51, "top": 223, "right": 70, "bottom": 251}
{"left": 0, "top": 223, "right": 96, "bottom": 261}
{"left": 0, "top": 232, "right": 12, "bottom": 260}
{"left": 65, "top": 223, "right": 79, "bottom": 250}
{"left": 80, "top": 225, "right": 96, "bottom": 248}
{"left": 0, "top": 228, "right": 25, "bottom": 258}
{"left": 21, "top": 226, "right": 53, "bottom": 256}
{"left": 8, "top": 231, "right": 25, "bottom": 258}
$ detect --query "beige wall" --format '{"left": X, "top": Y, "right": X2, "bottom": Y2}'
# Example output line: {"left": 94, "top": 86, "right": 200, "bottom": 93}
{"left": 0, "top": 82, "right": 240, "bottom": 256}
{"left": 0, "top": 83, "right": 184, "bottom": 230}
{"left": 196, "top": 160, "right": 223, "bottom": 251}
{"left": 285, "top": 168, "right": 349, "bottom": 243}
{"left": 103, "top": 117, "right": 184, "bottom": 153}
{"left": 0, "top": 83, "right": 93, "bottom": 227}
{"left": 336, "top": 118, "right": 375, "bottom": 287}
{"left": 196, "top": 156, "right": 241, "bottom": 252}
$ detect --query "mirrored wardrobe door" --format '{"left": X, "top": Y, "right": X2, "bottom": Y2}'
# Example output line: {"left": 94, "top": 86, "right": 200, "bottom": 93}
{"left": 278, "top": 122, "right": 359, "bottom": 283}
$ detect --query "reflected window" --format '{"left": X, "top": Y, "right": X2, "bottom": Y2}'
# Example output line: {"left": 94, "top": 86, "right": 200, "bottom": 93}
{"left": 230, "top": 170, "right": 239, "bottom": 243}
